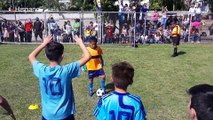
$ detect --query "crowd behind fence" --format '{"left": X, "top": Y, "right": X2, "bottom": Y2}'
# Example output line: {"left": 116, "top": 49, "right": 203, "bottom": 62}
{"left": 0, "top": 11, "right": 212, "bottom": 45}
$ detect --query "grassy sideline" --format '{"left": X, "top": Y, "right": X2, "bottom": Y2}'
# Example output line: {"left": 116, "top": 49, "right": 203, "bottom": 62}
{"left": 0, "top": 44, "right": 213, "bottom": 120}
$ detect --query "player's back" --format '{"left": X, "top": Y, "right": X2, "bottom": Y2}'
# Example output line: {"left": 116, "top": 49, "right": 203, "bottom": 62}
{"left": 94, "top": 91, "right": 146, "bottom": 120}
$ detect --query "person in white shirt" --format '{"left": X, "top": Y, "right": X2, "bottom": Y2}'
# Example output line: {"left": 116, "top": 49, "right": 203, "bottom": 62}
{"left": 195, "top": 4, "right": 201, "bottom": 21}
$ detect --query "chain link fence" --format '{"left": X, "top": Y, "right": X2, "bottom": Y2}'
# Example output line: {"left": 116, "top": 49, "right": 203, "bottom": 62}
{"left": 0, "top": 11, "right": 212, "bottom": 44}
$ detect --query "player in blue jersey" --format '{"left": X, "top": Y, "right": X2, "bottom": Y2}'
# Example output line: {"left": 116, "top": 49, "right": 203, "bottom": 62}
{"left": 28, "top": 35, "right": 91, "bottom": 120}
{"left": 93, "top": 61, "right": 147, "bottom": 120}
{"left": 187, "top": 84, "right": 213, "bottom": 120}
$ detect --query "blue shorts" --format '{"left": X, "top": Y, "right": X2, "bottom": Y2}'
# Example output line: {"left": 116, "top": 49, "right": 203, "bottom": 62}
{"left": 88, "top": 69, "right": 105, "bottom": 79}
{"left": 42, "top": 114, "right": 75, "bottom": 120}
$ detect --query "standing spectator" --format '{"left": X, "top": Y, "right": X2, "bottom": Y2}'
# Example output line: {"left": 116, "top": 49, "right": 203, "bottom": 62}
{"left": 128, "top": 23, "right": 134, "bottom": 43}
{"left": 105, "top": 20, "right": 114, "bottom": 43}
{"left": 189, "top": 3, "right": 196, "bottom": 17}
{"left": 182, "top": 26, "right": 189, "bottom": 42}
{"left": 124, "top": 4, "right": 129, "bottom": 23}
{"left": 135, "top": 22, "right": 141, "bottom": 35}
{"left": 161, "top": 6, "right": 168, "bottom": 29}
{"left": 209, "top": 23, "right": 213, "bottom": 35}
{"left": 72, "top": 19, "right": 80, "bottom": 36}
{"left": 90, "top": 28, "right": 97, "bottom": 38}
{"left": 25, "top": 19, "right": 33, "bottom": 42}
{"left": 183, "top": 15, "right": 190, "bottom": 28}
{"left": 105, "top": 25, "right": 113, "bottom": 43}
{"left": 33, "top": 17, "right": 43, "bottom": 41}
{"left": 141, "top": 3, "right": 149, "bottom": 21}
{"left": 65, "top": 20, "right": 72, "bottom": 42}
{"left": 118, "top": 0, "right": 125, "bottom": 27}
{"left": 120, "top": 25, "right": 128, "bottom": 43}
{"left": 128, "top": 3, "right": 135, "bottom": 23}
{"left": 0, "top": 20, "right": 2, "bottom": 42}
{"left": 153, "top": 10, "right": 159, "bottom": 29}
{"left": 195, "top": 4, "right": 201, "bottom": 22}
{"left": 135, "top": 3, "right": 141, "bottom": 23}
{"left": 14, "top": 21, "right": 20, "bottom": 42}
{"left": 2, "top": 19, "right": 9, "bottom": 42}
{"left": 63, "top": 21, "right": 67, "bottom": 32}
{"left": 166, "top": 16, "right": 173, "bottom": 29}
{"left": 53, "top": 26, "right": 62, "bottom": 42}
{"left": 47, "top": 16, "right": 57, "bottom": 35}
{"left": 190, "top": 26, "right": 200, "bottom": 43}
{"left": 7, "top": 22, "right": 15, "bottom": 42}
{"left": 85, "top": 26, "right": 91, "bottom": 43}
{"left": 17, "top": 20, "right": 25, "bottom": 42}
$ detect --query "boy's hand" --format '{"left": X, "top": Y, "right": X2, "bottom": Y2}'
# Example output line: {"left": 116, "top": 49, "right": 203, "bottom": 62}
{"left": 73, "top": 35, "right": 83, "bottom": 45}
{"left": 42, "top": 35, "right": 53, "bottom": 45}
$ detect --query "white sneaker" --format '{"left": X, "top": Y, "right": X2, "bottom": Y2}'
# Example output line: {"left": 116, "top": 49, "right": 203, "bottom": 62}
{"left": 196, "top": 41, "right": 200, "bottom": 43}
{"left": 191, "top": 41, "right": 194, "bottom": 44}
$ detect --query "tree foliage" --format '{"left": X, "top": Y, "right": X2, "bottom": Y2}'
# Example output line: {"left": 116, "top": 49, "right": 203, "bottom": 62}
{"left": 0, "top": 0, "right": 211, "bottom": 12}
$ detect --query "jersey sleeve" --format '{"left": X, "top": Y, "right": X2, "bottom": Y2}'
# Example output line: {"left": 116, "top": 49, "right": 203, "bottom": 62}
{"left": 134, "top": 100, "right": 147, "bottom": 120}
{"left": 65, "top": 61, "right": 80, "bottom": 79}
{"left": 98, "top": 47, "right": 103, "bottom": 55}
{"left": 93, "top": 98, "right": 106, "bottom": 120}
{"left": 32, "top": 60, "right": 45, "bottom": 78}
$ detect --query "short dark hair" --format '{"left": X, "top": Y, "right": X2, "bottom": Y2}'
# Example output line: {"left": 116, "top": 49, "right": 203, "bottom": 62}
{"left": 45, "top": 41, "right": 64, "bottom": 61}
{"left": 89, "top": 36, "right": 97, "bottom": 43}
{"left": 188, "top": 84, "right": 213, "bottom": 120}
{"left": 112, "top": 61, "right": 134, "bottom": 90}
{"left": 188, "top": 84, "right": 213, "bottom": 95}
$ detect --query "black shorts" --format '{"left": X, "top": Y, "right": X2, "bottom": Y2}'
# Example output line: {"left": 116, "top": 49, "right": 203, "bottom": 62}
{"left": 172, "top": 36, "right": 180, "bottom": 46}
{"left": 34, "top": 31, "right": 42, "bottom": 38}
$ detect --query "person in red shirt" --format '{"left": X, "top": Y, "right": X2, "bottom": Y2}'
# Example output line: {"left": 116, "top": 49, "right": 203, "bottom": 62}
{"left": 25, "top": 19, "right": 33, "bottom": 42}
{"left": 105, "top": 26, "right": 113, "bottom": 43}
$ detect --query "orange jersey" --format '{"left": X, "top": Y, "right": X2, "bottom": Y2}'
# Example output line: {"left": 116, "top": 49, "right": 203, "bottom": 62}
{"left": 86, "top": 46, "right": 103, "bottom": 70}
{"left": 171, "top": 25, "right": 181, "bottom": 37}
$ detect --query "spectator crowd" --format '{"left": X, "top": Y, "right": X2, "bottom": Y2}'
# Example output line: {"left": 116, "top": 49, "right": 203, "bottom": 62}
{"left": 0, "top": 0, "right": 212, "bottom": 44}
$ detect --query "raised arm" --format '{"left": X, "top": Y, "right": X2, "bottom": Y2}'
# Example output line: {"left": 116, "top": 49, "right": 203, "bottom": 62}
{"left": 28, "top": 35, "right": 52, "bottom": 64}
{"left": 73, "top": 35, "right": 91, "bottom": 67}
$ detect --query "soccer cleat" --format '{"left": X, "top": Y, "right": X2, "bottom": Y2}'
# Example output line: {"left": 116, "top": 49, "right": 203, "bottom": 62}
{"left": 171, "top": 54, "right": 177, "bottom": 57}
{"left": 88, "top": 90, "right": 93, "bottom": 97}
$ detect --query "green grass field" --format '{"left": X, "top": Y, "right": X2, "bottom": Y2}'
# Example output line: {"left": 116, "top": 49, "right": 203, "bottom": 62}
{"left": 0, "top": 44, "right": 213, "bottom": 120}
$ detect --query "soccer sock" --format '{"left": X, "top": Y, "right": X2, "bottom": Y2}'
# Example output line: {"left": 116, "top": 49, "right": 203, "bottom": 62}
{"left": 173, "top": 48, "right": 177, "bottom": 54}
{"left": 100, "top": 80, "right": 105, "bottom": 90}
{"left": 175, "top": 48, "right": 177, "bottom": 54}
{"left": 89, "top": 82, "right": 93, "bottom": 91}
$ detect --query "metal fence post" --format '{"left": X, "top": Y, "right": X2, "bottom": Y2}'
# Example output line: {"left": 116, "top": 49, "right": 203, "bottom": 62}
{"left": 14, "top": 11, "right": 17, "bottom": 22}
{"left": 100, "top": 12, "right": 103, "bottom": 45}
{"left": 81, "top": 11, "right": 84, "bottom": 40}
{"left": 44, "top": 12, "right": 47, "bottom": 36}
{"left": 80, "top": 11, "right": 82, "bottom": 38}
{"left": 188, "top": 14, "right": 192, "bottom": 42}
{"left": 134, "top": 11, "right": 136, "bottom": 47}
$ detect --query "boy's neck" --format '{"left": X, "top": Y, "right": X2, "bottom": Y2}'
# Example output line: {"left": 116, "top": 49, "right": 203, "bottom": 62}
{"left": 114, "top": 87, "right": 127, "bottom": 93}
{"left": 49, "top": 61, "right": 59, "bottom": 67}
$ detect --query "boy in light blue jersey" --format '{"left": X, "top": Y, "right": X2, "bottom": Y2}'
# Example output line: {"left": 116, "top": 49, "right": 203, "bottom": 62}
{"left": 28, "top": 35, "right": 91, "bottom": 120}
{"left": 93, "top": 61, "right": 146, "bottom": 120}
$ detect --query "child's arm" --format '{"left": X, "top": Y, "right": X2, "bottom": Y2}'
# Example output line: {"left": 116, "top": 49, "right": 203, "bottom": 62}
{"left": 100, "top": 55, "right": 104, "bottom": 67}
{"left": 28, "top": 35, "right": 52, "bottom": 64}
{"left": 73, "top": 35, "right": 91, "bottom": 67}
